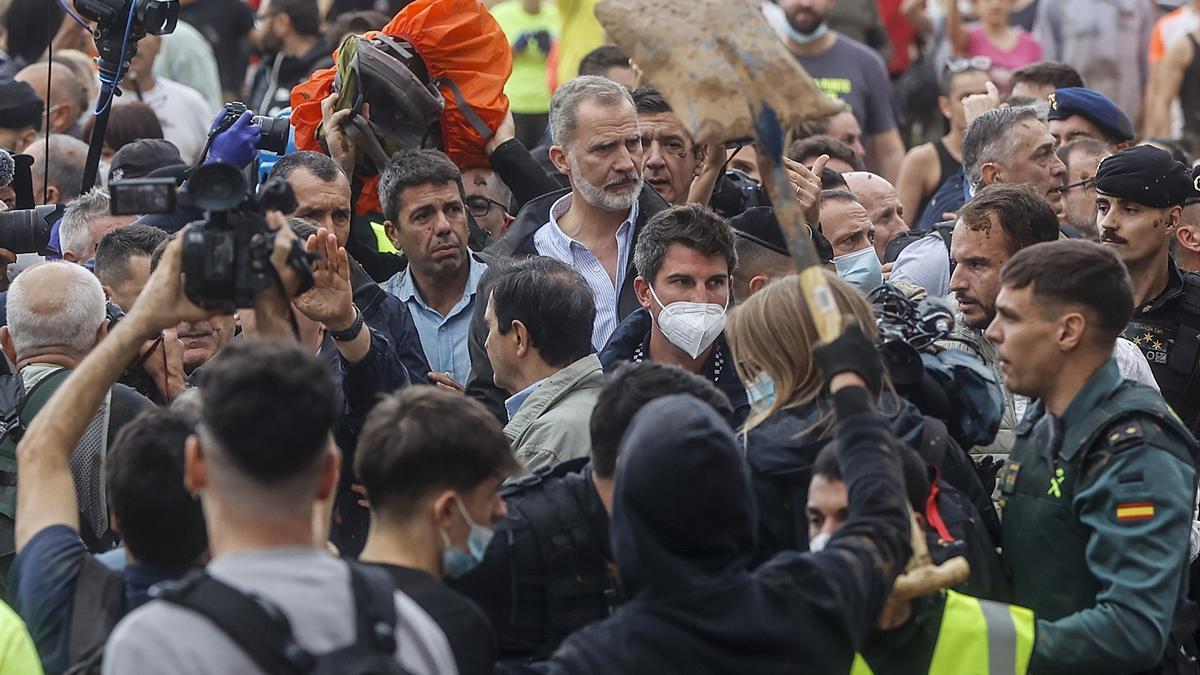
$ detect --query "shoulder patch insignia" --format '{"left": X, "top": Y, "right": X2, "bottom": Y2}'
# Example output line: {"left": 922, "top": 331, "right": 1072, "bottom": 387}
{"left": 1106, "top": 421, "right": 1144, "bottom": 446}
{"left": 1116, "top": 502, "right": 1155, "bottom": 522}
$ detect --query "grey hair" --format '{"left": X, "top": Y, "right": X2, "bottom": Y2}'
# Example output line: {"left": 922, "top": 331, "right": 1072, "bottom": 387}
{"left": 28, "top": 134, "right": 90, "bottom": 203}
{"left": 955, "top": 105, "right": 1041, "bottom": 189}
{"left": 60, "top": 188, "right": 112, "bottom": 259}
{"left": 549, "top": 75, "right": 635, "bottom": 149}
{"left": 962, "top": 106, "right": 1040, "bottom": 189}
{"left": 7, "top": 261, "right": 106, "bottom": 358}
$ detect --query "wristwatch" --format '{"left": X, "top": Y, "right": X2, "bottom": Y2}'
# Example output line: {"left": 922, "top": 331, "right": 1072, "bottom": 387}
{"left": 329, "top": 306, "right": 364, "bottom": 342}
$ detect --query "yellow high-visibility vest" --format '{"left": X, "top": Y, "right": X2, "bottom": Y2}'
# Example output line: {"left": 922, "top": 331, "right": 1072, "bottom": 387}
{"left": 851, "top": 590, "right": 1035, "bottom": 675}
{"left": 370, "top": 221, "right": 399, "bottom": 254}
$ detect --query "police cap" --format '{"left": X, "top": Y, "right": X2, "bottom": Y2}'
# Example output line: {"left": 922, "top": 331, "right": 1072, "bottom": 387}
{"left": 1094, "top": 145, "right": 1200, "bottom": 208}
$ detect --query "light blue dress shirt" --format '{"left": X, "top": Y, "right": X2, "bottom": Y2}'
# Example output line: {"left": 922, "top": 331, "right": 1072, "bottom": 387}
{"left": 382, "top": 255, "right": 489, "bottom": 386}
{"left": 534, "top": 194, "right": 638, "bottom": 350}
{"left": 503, "top": 378, "right": 547, "bottom": 421}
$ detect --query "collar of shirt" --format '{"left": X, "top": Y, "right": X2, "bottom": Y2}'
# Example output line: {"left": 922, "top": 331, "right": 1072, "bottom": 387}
{"left": 390, "top": 255, "right": 488, "bottom": 320}
{"left": 505, "top": 377, "right": 548, "bottom": 420}
{"left": 1137, "top": 257, "right": 1185, "bottom": 315}
{"left": 1059, "top": 357, "right": 1122, "bottom": 432}
{"left": 543, "top": 192, "right": 639, "bottom": 262}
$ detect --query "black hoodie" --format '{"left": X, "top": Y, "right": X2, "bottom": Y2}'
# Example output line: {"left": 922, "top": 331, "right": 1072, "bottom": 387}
{"left": 531, "top": 390, "right": 911, "bottom": 675}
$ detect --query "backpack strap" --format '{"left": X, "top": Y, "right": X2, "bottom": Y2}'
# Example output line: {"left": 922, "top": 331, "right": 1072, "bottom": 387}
{"left": 322, "top": 563, "right": 401, "bottom": 665}
{"left": 432, "top": 76, "right": 493, "bottom": 142}
{"left": 153, "top": 570, "right": 311, "bottom": 675}
{"left": 67, "top": 555, "right": 126, "bottom": 666}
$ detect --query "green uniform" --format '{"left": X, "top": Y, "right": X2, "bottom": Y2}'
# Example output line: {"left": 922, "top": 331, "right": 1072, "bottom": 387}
{"left": 998, "top": 359, "right": 1198, "bottom": 674}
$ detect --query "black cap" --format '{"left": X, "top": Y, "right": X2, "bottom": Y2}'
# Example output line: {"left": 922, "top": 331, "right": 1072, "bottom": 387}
{"left": 1094, "top": 145, "right": 1200, "bottom": 208}
{"left": 0, "top": 80, "right": 44, "bottom": 132}
{"left": 108, "top": 139, "right": 186, "bottom": 183}
{"left": 731, "top": 206, "right": 834, "bottom": 263}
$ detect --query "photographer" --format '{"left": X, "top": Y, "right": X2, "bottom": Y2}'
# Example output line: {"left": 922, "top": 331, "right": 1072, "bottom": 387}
{"left": 97, "top": 226, "right": 456, "bottom": 675}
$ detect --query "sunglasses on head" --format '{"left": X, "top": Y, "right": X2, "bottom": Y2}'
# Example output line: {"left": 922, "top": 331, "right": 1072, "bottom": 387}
{"left": 946, "top": 56, "right": 993, "bottom": 73}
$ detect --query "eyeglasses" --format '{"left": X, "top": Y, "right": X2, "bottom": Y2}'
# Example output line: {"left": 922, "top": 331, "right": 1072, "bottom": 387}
{"left": 1058, "top": 177, "right": 1094, "bottom": 193}
{"left": 946, "top": 56, "right": 993, "bottom": 73}
{"left": 466, "top": 195, "right": 508, "bottom": 219}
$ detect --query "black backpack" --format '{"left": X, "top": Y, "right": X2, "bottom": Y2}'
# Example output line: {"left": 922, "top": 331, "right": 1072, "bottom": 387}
{"left": 883, "top": 221, "right": 955, "bottom": 269}
{"left": 154, "top": 562, "right": 412, "bottom": 675}
{"left": 0, "top": 368, "right": 73, "bottom": 598}
{"left": 62, "top": 556, "right": 127, "bottom": 675}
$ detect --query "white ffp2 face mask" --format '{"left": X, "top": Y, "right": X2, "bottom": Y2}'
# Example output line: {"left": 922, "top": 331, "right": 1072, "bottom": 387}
{"left": 649, "top": 285, "right": 727, "bottom": 359}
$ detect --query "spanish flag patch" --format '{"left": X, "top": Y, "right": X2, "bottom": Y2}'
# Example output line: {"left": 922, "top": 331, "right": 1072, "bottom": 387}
{"left": 1116, "top": 503, "right": 1155, "bottom": 522}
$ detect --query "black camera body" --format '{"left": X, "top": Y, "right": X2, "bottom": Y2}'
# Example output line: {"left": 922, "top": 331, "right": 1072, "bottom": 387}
{"left": 176, "top": 163, "right": 308, "bottom": 313}
{"left": 74, "top": 0, "right": 178, "bottom": 35}
{"left": 219, "top": 102, "right": 289, "bottom": 155}
{"left": 709, "top": 169, "right": 768, "bottom": 218}
{"left": 0, "top": 204, "right": 62, "bottom": 255}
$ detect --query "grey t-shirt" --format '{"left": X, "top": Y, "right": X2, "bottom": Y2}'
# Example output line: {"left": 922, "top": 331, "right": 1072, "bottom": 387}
{"left": 792, "top": 33, "right": 902, "bottom": 135}
{"left": 102, "top": 547, "right": 459, "bottom": 675}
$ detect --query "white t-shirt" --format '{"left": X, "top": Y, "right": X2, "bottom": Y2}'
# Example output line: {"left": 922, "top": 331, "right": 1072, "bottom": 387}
{"left": 115, "top": 77, "right": 214, "bottom": 164}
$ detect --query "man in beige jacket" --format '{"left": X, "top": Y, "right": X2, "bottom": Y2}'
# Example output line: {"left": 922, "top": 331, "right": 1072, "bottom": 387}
{"left": 484, "top": 256, "right": 605, "bottom": 470}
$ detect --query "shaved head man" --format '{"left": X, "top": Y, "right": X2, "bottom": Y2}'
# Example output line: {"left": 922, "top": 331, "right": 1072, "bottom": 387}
{"left": 16, "top": 62, "right": 87, "bottom": 136}
{"left": 844, "top": 172, "right": 908, "bottom": 261}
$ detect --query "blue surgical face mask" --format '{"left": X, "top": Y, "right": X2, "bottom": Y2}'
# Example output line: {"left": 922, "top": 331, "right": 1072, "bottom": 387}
{"left": 783, "top": 19, "right": 829, "bottom": 45}
{"left": 747, "top": 371, "right": 777, "bottom": 412}
{"left": 441, "top": 497, "right": 495, "bottom": 578}
{"left": 833, "top": 246, "right": 883, "bottom": 294}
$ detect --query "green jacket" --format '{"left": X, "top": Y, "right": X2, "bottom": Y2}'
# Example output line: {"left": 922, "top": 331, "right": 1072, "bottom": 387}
{"left": 504, "top": 354, "right": 605, "bottom": 472}
{"left": 999, "top": 359, "right": 1198, "bottom": 674}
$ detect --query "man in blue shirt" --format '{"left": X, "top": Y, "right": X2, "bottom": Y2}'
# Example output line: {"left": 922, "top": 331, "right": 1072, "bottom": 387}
{"left": 380, "top": 150, "right": 488, "bottom": 390}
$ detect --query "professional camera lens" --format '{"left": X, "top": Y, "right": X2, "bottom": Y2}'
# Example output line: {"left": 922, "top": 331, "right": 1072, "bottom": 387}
{"left": 252, "top": 115, "right": 289, "bottom": 155}
{"left": 0, "top": 204, "right": 60, "bottom": 255}
{"left": 188, "top": 163, "right": 248, "bottom": 212}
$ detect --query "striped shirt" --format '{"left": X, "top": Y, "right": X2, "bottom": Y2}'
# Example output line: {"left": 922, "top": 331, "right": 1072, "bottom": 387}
{"left": 534, "top": 194, "right": 638, "bottom": 350}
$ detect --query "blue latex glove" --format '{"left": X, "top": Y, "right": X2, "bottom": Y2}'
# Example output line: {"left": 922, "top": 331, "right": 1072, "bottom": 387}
{"left": 204, "top": 110, "right": 261, "bottom": 169}
{"left": 512, "top": 32, "right": 531, "bottom": 52}
{"left": 533, "top": 30, "right": 552, "bottom": 55}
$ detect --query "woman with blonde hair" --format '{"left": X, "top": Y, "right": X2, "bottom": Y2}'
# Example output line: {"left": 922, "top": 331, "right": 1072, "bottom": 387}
{"left": 726, "top": 273, "right": 1001, "bottom": 599}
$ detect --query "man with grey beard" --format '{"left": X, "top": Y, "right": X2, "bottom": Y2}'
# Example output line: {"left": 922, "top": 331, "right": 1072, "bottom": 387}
{"left": 467, "top": 76, "right": 670, "bottom": 420}
{"left": 485, "top": 75, "right": 669, "bottom": 351}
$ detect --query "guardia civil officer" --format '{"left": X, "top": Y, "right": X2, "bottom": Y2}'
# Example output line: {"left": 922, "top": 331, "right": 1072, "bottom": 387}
{"left": 1094, "top": 145, "right": 1200, "bottom": 437}
{"left": 991, "top": 240, "right": 1198, "bottom": 673}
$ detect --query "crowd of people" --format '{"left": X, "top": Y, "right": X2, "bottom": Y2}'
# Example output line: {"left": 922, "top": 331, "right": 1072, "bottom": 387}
{"left": 0, "top": 0, "right": 1196, "bottom": 672}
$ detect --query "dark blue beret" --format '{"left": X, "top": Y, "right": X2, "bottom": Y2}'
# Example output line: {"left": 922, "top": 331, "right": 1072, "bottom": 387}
{"left": 1048, "top": 87, "right": 1135, "bottom": 143}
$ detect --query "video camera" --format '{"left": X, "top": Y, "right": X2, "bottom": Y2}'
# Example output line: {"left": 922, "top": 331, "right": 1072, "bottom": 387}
{"left": 868, "top": 284, "right": 956, "bottom": 386}
{"left": 111, "top": 162, "right": 313, "bottom": 313}
{"left": 74, "top": 0, "right": 178, "bottom": 34}
{"left": 0, "top": 205, "right": 62, "bottom": 256}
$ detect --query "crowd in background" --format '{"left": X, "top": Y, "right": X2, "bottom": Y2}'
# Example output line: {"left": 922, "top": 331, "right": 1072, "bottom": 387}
{"left": 0, "top": 0, "right": 1194, "bottom": 674}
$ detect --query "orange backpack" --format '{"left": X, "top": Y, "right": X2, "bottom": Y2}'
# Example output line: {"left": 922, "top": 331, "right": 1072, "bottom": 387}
{"left": 291, "top": 0, "right": 512, "bottom": 215}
